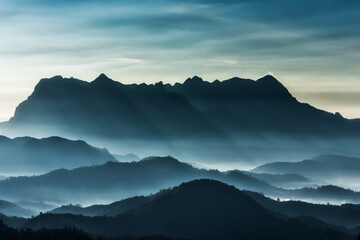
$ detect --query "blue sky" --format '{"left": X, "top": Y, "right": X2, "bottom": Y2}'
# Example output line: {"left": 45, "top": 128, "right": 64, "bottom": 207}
{"left": 1, "top": 0, "right": 360, "bottom": 120}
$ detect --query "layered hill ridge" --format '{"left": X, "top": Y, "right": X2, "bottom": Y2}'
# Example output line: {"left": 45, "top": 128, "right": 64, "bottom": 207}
{"left": 253, "top": 155, "right": 360, "bottom": 181}
{"left": 0, "top": 156, "right": 358, "bottom": 207}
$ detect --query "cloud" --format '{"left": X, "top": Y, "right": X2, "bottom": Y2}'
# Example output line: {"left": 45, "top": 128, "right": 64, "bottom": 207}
{"left": 0, "top": 0, "right": 360, "bottom": 118}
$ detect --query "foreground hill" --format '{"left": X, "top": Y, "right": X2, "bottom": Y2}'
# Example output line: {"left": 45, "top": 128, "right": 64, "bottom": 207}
{"left": 4, "top": 180, "right": 351, "bottom": 240}
{"left": 49, "top": 187, "right": 360, "bottom": 228}
{"left": 0, "top": 135, "right": 115, "bottom": 175}
{"left": 0, "top": 220, "right": 186, "bottom": 240}
{"left": 0, "top": 221, "right": 93, "bottom": 240}
{"left": 0, "top": 156, "right": 359, "bottom": 211}
{"left": 2, "top": 74, "right": 360, "bottom": 165}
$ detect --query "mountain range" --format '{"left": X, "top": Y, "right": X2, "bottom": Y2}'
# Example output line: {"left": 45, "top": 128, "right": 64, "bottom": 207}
{"left": 7, "top": 74, "right": 359, "bottom": 137}
{"left": 0, "top": 156, "right": 358, "bottom": 210}
{"left": 2, "top": 74, "right": 360, "bottom": 166}
{"left": 0, "top": 73, "right": 359, "bottom": 238}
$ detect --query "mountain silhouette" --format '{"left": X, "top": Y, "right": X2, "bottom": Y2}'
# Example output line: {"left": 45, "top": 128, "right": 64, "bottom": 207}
{"left": 2, "top": 74, "right": 360, "bottom": 165}
{"left": 0, "top": 135, "right": 115, "bottom": 175}
{"left": 7, "top": 74, "right": 357, "bottom": 138}
{"left": 3, "top": 180, "right": 351, "bottom": 240}
{"left": 6, "top": 74, "right": 219, "bottom": 139}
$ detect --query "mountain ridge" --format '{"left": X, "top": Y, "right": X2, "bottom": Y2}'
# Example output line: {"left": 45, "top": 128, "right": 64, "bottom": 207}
{"left": 4, "top": 179, "right": 351, "bottom": 240}
{"left": 0, "top": 156, "right": 358, "bottom": 208}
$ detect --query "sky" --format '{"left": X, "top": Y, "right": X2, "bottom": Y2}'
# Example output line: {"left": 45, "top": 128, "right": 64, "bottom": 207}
{"left": 0, "top": 0, "right": 360, "bottom": 121}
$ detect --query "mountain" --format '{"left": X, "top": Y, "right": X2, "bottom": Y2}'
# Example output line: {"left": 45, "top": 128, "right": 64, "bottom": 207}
{"left": 0, "top": 156, "right": 358, "bottom": 209}
{"left": 0, "top": 200, "right": 35, "bottom": 218}
{"left": 0, "top": 135, "right": 115, "bottom": 175}
{"left": 2, "top": 74, "right": 360, "bottom": 166}
{"left": 252, "top": 155, "right": 360, "bottom": 188}
{"left": 166, "top": 75, "right": 355, "bottom": 136}
{"left": 5, "top": 74, "right": 218, "bottom": 139}
{"left": 6, "top": 180, "right": 351, "bottom": 240}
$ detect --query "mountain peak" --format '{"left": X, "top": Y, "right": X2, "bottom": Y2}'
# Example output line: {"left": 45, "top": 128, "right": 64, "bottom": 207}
{"left": 93, "top": 73, "right": 113, "bottom": 83}
{"left": 255, "top": 75, "right": 294, "bottom": 99}
{"left": 39, "top": 75, "right": 64, "bottom": 82}
{"left": 257, "top": 75, "right": 280, "bottom": 84}
{"left": 184, "top": 76, "right": 204, "bottom": 85}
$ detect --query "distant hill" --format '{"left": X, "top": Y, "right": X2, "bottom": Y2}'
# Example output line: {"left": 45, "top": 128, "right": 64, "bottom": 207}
{"left": 242, "top": 171, "right": 312, "bottom": 188}
{"left": 0, "top": 135, "right": 115, "bottom": 175}
{"left": 2, "top": 74, "right": 360, "bottom": 165}
{"left": 0, "top": 200, "right": 35, "bottom": 218}
{"left": 0, "top": 156, "right": 359, "bottom": 209}
{"left": 7, "top": 180, "right": 350, "bottom": 240}
{"left": 252, "top": 155, "right": 360, "bottom": 186}
{"left": 50, "top": 196, "right": 150, "bottom": 217}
